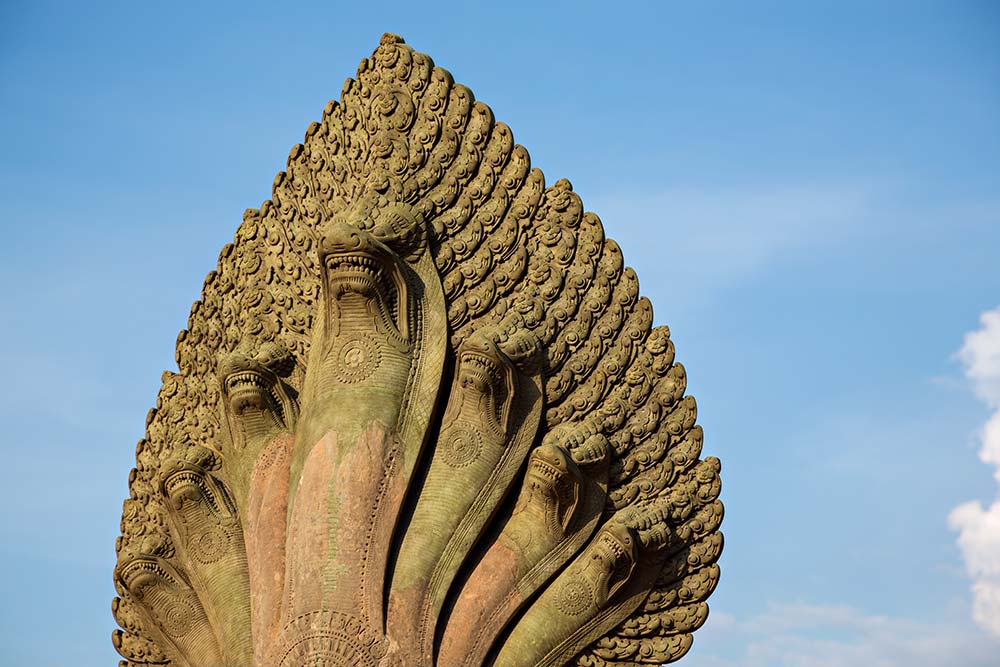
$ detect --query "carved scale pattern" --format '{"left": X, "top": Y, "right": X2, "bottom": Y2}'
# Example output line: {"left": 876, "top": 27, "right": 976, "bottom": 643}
{"left": 112, "top": 33, "right": 723, "bottom": 667}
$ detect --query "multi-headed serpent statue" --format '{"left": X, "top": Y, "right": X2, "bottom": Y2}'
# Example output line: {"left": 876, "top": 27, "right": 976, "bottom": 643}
{"left": 111, "top": 34, "right": 724, "bottom": 667}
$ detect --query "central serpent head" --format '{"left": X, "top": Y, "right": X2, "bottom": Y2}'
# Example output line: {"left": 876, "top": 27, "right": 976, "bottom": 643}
{"left": 318, "top": 204, "right": 427, "bottom": 346}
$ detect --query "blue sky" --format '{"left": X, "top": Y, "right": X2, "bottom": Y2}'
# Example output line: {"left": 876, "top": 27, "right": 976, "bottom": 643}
{"left": 2, "top": 2, "right": 999, "bottom": 665}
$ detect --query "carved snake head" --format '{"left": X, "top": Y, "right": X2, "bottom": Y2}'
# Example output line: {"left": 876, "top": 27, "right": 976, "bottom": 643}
{"left": 318, "top": 203, "right": 427, "bottom": 347}
{"left": 218, "top": 342, "right": 297, "bottom": 449}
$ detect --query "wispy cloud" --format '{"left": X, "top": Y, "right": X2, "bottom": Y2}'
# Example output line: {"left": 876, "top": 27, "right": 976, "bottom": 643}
{"left": 590, "top": 187, "right": 1000, "bottom": 305}
{"left": 949, "top": 305, "right": 1000, "bottom": 639}
{"left": 588, "top": 185, "right": 871, "bottom": 290}
{"left": 685, "top": 602, "right": 997, "bottom": 667}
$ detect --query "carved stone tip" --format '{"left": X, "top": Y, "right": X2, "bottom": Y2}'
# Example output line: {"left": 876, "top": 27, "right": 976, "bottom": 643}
{"left": 381, "top": 32, "right": 405, "bottom": 45}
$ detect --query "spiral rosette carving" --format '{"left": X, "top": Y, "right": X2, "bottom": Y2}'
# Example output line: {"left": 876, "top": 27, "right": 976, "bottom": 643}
{"left": 112, "top": 33, "right": 723, "bottom": 667}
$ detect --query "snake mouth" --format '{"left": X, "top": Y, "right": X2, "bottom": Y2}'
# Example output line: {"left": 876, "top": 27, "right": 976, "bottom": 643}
{"left": 521, "top": 445, "right": 581, "bottom": 532}
{"left": 118, "top": 557, "right": 173, "bottom": 593}
{"left": 160, "top": 467, "right": 226, "bottom": 516}
{"left": 458, "top": 351, "right": 502, "bottom": 392}
{"left": 217, "top": 342, "right": 296, "bottom": 444}
{"left": 323, "top": 250, "right": 399, "bottom": 309}
{"left": 320, "top": 232, "right": 408, "bottom": 344}
{"left": 456, "top": 346, "right": 512, "bottom": 436}
{"left": 224, "top": 369, "right": 286, "bottom": 423}
{"left": 595, "top": 522, "right": 638, "bottom": 564}
{"left": 453, "top": 333, "right": 516, "bottom": 435}
{"left": 529, "top": 444, "right": 572, "bottom": 478}
{"left": 586, "top": 522, "right": 639, "bottom": 602}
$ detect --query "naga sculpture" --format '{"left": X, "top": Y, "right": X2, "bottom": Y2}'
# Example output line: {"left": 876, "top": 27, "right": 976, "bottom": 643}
{"left": 112, "top": 33, "right": 724, "bottom": 667}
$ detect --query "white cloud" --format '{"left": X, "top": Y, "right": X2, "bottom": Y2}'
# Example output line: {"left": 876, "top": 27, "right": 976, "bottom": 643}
{"left": 957, "top": 307, "right": 1000, "bottom": 409}
{"left": 685, "top": 602, "right": 997, "bottom": 667}
{"left": 949, "top": 305, "right": 1000, "bottom": 639}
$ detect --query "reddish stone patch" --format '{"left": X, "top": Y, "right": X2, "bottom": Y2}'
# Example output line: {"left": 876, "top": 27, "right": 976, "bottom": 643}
{"left": 245, "top": 433, "right": 293, "bottom": 665}
{"left": 438, "top": 542, "right": 523, "bottom": 667}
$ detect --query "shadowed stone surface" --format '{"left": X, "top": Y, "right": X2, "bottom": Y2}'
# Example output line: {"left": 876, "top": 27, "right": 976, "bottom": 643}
{"left": 112, "top": 33, "right": 724, "bottom": 667}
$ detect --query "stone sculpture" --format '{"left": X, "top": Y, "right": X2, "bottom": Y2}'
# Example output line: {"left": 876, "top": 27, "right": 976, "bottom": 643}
{"left": 112, "top": 33, "right": 724, "bottom": 667}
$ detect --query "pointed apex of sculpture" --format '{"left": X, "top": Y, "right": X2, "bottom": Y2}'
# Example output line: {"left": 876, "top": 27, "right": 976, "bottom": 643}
{"left": 381, "top": 32, "right": 406, "bottom": 45}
